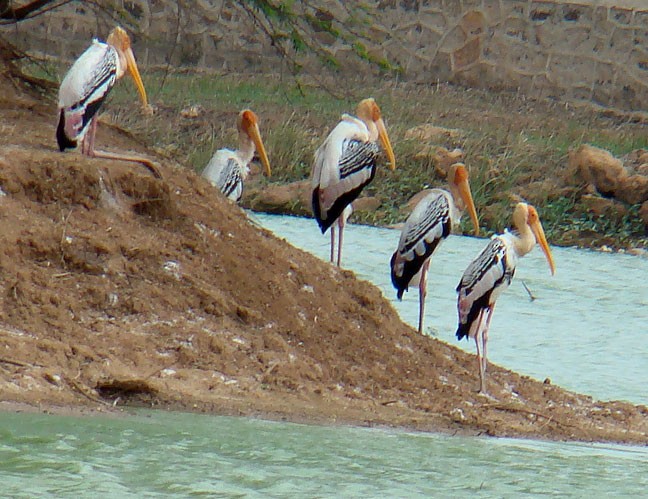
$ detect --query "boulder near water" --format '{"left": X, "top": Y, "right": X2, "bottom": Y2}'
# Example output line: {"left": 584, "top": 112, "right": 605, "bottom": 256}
{"left": 569, "top": 144, "right": 628, "bottom": 198}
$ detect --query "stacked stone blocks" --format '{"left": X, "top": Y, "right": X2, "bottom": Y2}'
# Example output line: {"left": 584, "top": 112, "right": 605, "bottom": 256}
{"left": 6, "top": 0, "right": 647, "bottom": 113}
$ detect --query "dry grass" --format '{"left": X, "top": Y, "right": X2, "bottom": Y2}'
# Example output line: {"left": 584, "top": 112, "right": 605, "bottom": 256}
{"left": 87, "top": 69, "right": 648, "bottom": 249}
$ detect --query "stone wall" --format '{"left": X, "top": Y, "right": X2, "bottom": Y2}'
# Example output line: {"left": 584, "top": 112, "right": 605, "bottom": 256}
{"left": 391, "top": 0, "right": 647, "bottom": 113}
{"left": 4, "top": 0, "right": 647, "bottom": 113}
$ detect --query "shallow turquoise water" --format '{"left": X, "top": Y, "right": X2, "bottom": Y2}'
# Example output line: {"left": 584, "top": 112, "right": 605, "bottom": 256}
{"left": 1, "top": 410, "right": 647, "bottom": 498}
{"left": 253, "top": 213, "right": 648, "bottom": 406}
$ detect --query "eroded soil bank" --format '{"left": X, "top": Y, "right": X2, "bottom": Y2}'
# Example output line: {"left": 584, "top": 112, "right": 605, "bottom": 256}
{"left": 0, "top": 74, "right": 646, "bottom": 445}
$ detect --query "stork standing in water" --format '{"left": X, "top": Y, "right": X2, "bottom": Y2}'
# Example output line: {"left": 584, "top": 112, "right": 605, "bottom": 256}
{"left": 311, "top": 98, "right": 396, "bottom": 267}
{"left": 202, "top": 109, "right": 272, "bottom": 202}
{"left": 390, "top": 163, "right": 480, "bottom": 335}
{"left": 456, "top": 202, "right": 555, "bottom": 395}
{"left": 57, "top": 26, "right": 159, "bottom": 177}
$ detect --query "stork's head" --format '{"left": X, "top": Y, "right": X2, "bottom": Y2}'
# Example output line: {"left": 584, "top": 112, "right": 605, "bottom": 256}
{"left": 356, "top": 98, "right": 396, "bottom": 171}
{"left": 238, "top": 109, "right": 271, "bottom": 177}
{"left": 514, "top": 203, "right": 556, "bottom": 275}
{"left": 107, "top": 26, "right": 148, "bottom": 109}
{"left": 448, "top": 163, "right": 479, "bottom": 236}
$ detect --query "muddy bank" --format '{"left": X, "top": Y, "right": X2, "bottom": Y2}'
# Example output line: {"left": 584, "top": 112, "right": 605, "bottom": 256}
{"left": 0, "top": 74, "right": 646, "bottom": 445}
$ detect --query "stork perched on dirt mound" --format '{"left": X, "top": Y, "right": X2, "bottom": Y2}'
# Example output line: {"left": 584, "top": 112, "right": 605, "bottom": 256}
{"left": 456, "top": 202, "right": 555, "bottom": 395}
{"left": 57, "top": 26, "right": 160, "bottom": 178}
{"left": 201, "top": 109, "right": 271, "bottom": 202}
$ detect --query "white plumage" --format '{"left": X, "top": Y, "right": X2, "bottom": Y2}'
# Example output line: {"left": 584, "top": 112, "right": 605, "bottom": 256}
{"left": 58, "top": 40, "right": 118, "bottom": 144}
{"left": 202, "top": 150, "right": 247, "bottom": 202}
{"left": 311, "top": 116, "right": 371, "bottom": 210}
{"left": 58, "top": 39, "right": 116, "bottom": 143}
{"left": 202, "top": 109, "right": 271, "bottom": 203}
{"left": 392, "top": 191, "right": 450, "bottom": 291}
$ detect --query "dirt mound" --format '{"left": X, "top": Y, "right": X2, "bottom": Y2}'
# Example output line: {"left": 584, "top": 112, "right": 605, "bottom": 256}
{"left": 0, "top": 74, "right": 646, "bottom": 444}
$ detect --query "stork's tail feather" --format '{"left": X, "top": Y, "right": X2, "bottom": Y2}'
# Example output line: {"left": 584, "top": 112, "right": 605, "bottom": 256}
{"left": 56, "top": 109, "right": 76, "bottom": 151}
{"left": 456, "top": 323, "right": 470, "bottom": 341}
{"left": 316, "top": 218, "right": 329, "bottom": 234}
{"left": 312, "top": 188, "right": 330, "bottom": 234}
{"left": 390, "top": 251, "right": 407, "bottom": 300}
{"left": 457, "top": 296, "right": 491, "bottom": 341}
{"left": 312, "top": 179, "right": 368, "bottom": 235}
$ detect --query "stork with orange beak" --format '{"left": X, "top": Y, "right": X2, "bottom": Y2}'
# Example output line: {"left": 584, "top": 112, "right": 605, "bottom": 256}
{"left": 312, "top": 98, "right": 396, "bottom": 267}
{"left": 57, "top": 26, "right": 159, "bottom": 177}
{"left": 456, "top": 202, "right": 556, "bottom": 395}
{"left": 391, "top": 163, "right": 480, "bottom": 335}
{"left": 202, "top": 109, "right": 271, "bottom": 202}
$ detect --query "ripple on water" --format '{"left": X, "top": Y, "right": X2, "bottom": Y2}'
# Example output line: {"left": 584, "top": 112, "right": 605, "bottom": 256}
{"left": 1, "top": 410, "right": 647, "bottom": 497}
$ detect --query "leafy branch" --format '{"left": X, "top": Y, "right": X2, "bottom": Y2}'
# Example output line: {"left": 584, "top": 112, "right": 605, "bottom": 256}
{"left": 242, "top": 1, "right": 401, "bottom": 93}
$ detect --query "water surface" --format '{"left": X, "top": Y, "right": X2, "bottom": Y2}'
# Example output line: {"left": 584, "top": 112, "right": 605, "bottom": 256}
{"left": 253, "top": 213, "right": 648, "bottom": 406}
{"left": 1, "top": 410, "right": 647, "bottom": 498}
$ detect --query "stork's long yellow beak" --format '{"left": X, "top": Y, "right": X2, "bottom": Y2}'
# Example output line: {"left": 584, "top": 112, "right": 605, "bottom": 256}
{"left": 376, "top": 118, "right": 396, "bottom": 170}
{"left": 125, "top": 47, "right": 148, "bottom": 108}
{"left": 458, "top": 179, "right": 479, "bottom": 236}
{"left": 248, "top": 122, "right": 271, "bottom": 177}
{"left": 531, "top": 218, "right": 556, "bottom": 275}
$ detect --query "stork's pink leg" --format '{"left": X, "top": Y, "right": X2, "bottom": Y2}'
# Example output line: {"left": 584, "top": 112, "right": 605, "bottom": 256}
{"left": 80, "top": 117, "right": 161, "bottom": 179}
{"left": 330, "top": 224, "right": 336, "bottom": 264}
{"left": 336, "top": 215, "right": 345, "bottom": 267}
{"left": 417, "top": 259, "right": 431, "bottom": 334}
{"left": 481, "top": 305, "right": 496, "bottom": 390}
{"left": 474, "top": 332, "right": 483, "bottom": 392}
{"left": 88, "top": 149, "right": 161, "bottom": 178}
{"left": 472, "top": 310, "right": 487, "bottom": 393}
{"left": 87, "top": 116, "right": 98, "bottom": 155}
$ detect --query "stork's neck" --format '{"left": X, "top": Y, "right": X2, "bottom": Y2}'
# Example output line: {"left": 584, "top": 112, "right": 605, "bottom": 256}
{"left": 237, "top": 130, "right": 256, "bottom": 165}
{"left": 107, "top": 44, "right": 127, "bottom": 79}
{"left": 365, "top": 121, "right": 378, "bottom": 142}
{"left": 363, "top": 119, "right": 379, "bottom": 142}
{"left": 512, "top": 222, "right": 536, "bottom": 257}
{"left": 448, "top": 184, "right": 465, "bottom": 215}
{"left": 436, "top": 188, "right": 460, "bottom": 228}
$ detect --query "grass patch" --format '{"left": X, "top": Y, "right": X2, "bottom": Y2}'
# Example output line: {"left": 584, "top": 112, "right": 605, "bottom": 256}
{"left": 41, "top": 64, "right": 648, "bottom": 250}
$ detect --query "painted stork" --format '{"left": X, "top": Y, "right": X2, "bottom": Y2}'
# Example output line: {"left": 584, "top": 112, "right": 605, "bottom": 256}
{"left": 56, "top": 26, "right": 160, "bottom": 178}
{"left": 390, "top": 163, "right": 480, "bottom": 335}
{"left": 311, "top": 98, "right": 396, "bottom": 267}
{"left": 456, "top": 202, "right": 556, "bottom": 395}
{"left": 201, "top": 109, "right": 271, "bottom": 202}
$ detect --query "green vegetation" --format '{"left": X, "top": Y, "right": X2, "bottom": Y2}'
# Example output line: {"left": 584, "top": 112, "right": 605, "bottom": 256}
{"left": 241, "top": 1, "right": 401, "bottom": 77}
{"left": 104, "top": 70, "right": 647, "bottom": 250}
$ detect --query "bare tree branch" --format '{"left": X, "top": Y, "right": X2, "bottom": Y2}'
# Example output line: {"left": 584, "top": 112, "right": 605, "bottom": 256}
{"left": 0, "top": 35, "right": 57, "bottom": 93}
{"left": 1, "top": 0, "right": 398, "bottom": 99}
{"left": 0, "top": 0, "right": 69, "bottom": 22}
